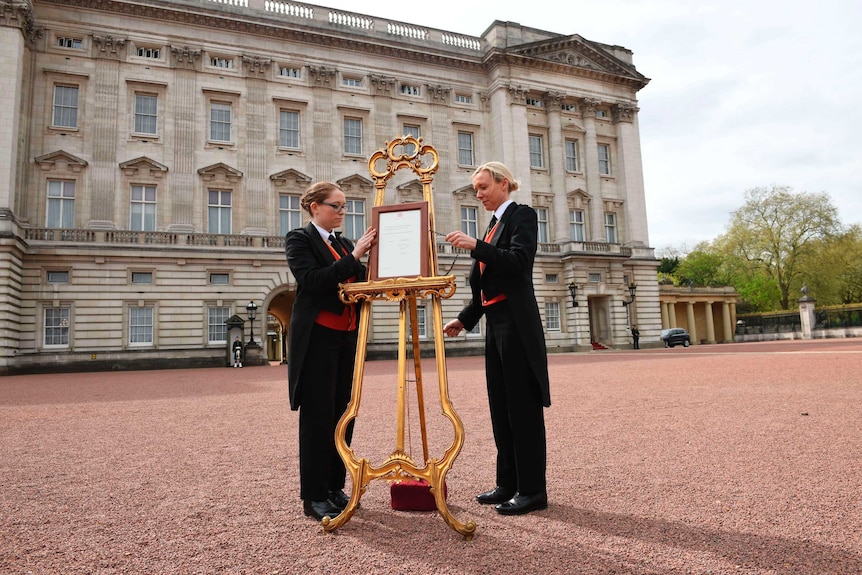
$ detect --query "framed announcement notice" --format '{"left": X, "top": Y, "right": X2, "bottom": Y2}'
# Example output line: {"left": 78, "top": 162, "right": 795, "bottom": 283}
{"left": 369, "top": 201, "right": 430, "bottom": 280}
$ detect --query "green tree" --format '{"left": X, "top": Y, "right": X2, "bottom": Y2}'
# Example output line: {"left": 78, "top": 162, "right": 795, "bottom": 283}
{"left": 721, "top": 186, "right": 840, "bottom": 310}
{"left": 801, "top": 225, "right": 862, "bottom": 305}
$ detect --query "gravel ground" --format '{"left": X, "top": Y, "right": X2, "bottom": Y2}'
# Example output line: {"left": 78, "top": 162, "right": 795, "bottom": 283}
{"left": 1, "top": 339, "right": 860, "bottom": 574}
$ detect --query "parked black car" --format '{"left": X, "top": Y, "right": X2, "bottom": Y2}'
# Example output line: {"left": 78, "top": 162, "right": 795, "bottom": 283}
{"left": 661, "top": 328, "right": 691, "bottom": 348}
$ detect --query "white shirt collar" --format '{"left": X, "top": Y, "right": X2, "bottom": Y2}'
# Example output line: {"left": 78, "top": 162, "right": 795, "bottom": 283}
{"left": 493, "top": 200, "right": 514, "bottom": 220}
{"left": 312, "top": 222, "right": 333, "bottom": 243}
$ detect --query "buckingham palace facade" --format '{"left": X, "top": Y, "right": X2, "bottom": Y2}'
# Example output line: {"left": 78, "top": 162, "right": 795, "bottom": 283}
{"left": 0, "top": 0, "right": 659, "bottom": 374}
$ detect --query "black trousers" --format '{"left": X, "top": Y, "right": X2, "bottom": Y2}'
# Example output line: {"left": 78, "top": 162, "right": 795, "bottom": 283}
{"left": 297, "top": 323, "right": 357, "bottom": 501}
{"left": 484, "top": 302, "right": 547, "bottom": 495}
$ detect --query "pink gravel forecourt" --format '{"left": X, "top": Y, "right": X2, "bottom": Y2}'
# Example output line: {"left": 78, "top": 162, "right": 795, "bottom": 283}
{"left": 1, "top": 338, "right": 860, "bottom": 574}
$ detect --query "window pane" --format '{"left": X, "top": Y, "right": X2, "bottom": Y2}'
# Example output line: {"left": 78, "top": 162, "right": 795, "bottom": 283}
{"left": 536, "top": 208, "right": 549, "bottom": 243}
{"left": 134, "top": 94, "right": 158, "bottom": 134}
{"left": 344, "top": 118, "right": 362, "bottom": 154}
{"left": 44, "top": 307, "right": 70, "bottom": 346}
{"left": 570, "top": 210, "right": 585, "bottom": 242}
{"left": 46, "top": 180, "right": 75, "bottom": 228}
{"left": 209, "top": 307, "right": 230, "bottom": 343}
{"left": 279, "top": 194, "right": 302, "bottom": 235}
{"left": 545, "top": 302, "right": 561, "bottom": 332}
{"left": 130, "top": 307, "right": 154, "bottom": 344}
{"left": 529, "top": 135, "right": 543, "bottom": 168}
{"left": 457, "top": 132, "right": 474, "bottom": 166}
{"left": 53, "top": 86, "right": 78, "bottom": 128}
{"left": 342, "top": 199, "right": 365, "bottom": 240}
{"left": 565, "top": 140, "right": 579, "bottom": 171}
{"left": 279, "top": 110, "right": 300, "bottom": 148}
{"left": 460, "top": 206, "right": 477, "bottom": 238}
{"left": 210, "top": 102, "right": 232, "bottom": 142}
{"left": 598, "top": 144, "right": 611, "bottom": 175}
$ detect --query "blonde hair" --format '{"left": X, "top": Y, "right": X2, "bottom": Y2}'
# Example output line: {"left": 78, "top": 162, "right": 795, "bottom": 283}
{"left": 300, "top": 181, "right": 342, "bottom": 213}
{"left": 473, "top": 162, "right": 520, "bottom": 192}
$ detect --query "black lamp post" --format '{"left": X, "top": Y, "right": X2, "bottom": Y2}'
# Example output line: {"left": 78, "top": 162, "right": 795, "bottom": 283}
{"left": 567, "top": 281, "right": 579, "bottom": 307}
{"left": 246, "top": 300, "right": 258, "bottom": 345}
{"left": 622, "top": 282, "right": 637, "bottom": 326}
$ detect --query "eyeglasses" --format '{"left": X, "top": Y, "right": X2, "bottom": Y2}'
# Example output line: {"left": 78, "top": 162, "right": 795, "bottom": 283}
{"left": 320, "top": 201, "right": 348, "bottom": 213}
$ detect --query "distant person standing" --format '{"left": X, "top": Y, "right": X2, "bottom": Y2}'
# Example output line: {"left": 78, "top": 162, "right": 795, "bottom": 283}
{"left": 232, "top": 336, "right": 244, "bottom": 367}
{"left": 631, "top": 326, "right": 640, "bottom": 350}
{"left": 443, "top": 161, "right": 550, "bottom": 516}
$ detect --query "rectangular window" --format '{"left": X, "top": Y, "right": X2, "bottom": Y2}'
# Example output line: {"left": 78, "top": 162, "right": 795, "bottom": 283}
{"left": 207, "top": 190, "right": 232, "bottom": 234}
{"left": 279, "top": 67, "right": 301, "bottom": 78}
{"left": 210, "top": 102, "right": 232, "bottom": 142}
{"left": 211, "top": 57, "right": 234, "bottom": 69}
{"left": 129, "top": 306, "right": 154, "bottom": 345}
{"left": 529, "top": 135, "right": 544, "bottom": 168}
{"left": 536, "top": 207, "right": 549, "bottom": 243}
{"left": 545, "top": 302, "right": 561, "bottom": 332}
{"left": 342, "top": 199, "right": 366, "bottom": 240}
{"left": 598, "top": 144, "right": 611, "bottom": 175}
{"left": 136, "top": 47, "right": 160, "bottom": 59}
{"left": 279, "top": 194, "right": 302, "bottom": 235}
{"left": 457, "top": 131, "right": 474, "bottom": 166}
{"left": 526, "top": 98, "right": 543, "bottom": 107}
{"left": 460, "top": 206, "right": 478, "bottom": 238}
{"left": 279, "top": 110, "right": 300, "bottom": 149}
{"left": 134, "top": 94, "right": 158, "bottom": 135}
{"left": 415, "top": 305, "right": 427, "bottom": 338}
{"left": 565, "top": 139, "right": 579, "bottom": 172}
{"left": 589, "top": 272, "right": 602, "bottom": 283}
{"left": 57, "top": 37, "right": 82, "bottom": 49}
{"left": 561, "top": 103, "right": 577, "bottom": 112}
{"left": 47, "top": 271, "right": 69, "bottom": 283}
{"left": 52, "top": 85, "right": 78, "bottom": 128}
{"left": 343, "top": 118, "right": 362, "bottom": 155}
{"left": 46, "top": 180, "right": 75, "bottom": 228}
{"left": 401, "top": 84, "right": 421, "bottom": 96}
{"left": 208, "top": 306, "right": 230, "bottom": 343}
{"left": 596, "top": 109, "right": 608, "bottom": 118}
{"left": 44, "top": 307, "right": 71, "bottom": 347}
{"left": 545, "top": 273, "right": 559, "bottom": 283}
{"left": 402, "top": 124, "right": 420, "bottom": 155}
{"left": 455, "top": 94, "right": 472, "bottom": 104}
{"left": 605, "top": 212, "right": 617, "bottom": 243}
{"left": 131, "top": 272, "right": 153, "bottom": 284}
{"left": 209, "top": 273, "right": 230, "bottom": 285}
{"left": 342, "top": 77, "right": 362, "bottom": 87}
{"left": 569, "top": 209, "right": 585, "bottom": 242}
{"left": 130, "top": 184, "right": 156, "bottom": 231}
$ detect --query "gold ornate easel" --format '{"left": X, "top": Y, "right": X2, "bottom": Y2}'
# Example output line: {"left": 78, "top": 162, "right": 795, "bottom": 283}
{"left": 321, "top": 136, "right": 477, "bottom": 540}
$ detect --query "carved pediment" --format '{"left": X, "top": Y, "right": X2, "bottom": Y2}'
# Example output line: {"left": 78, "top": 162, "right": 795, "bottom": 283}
{"left": 452, "top": 184, "right": 475, "bottom": 201}
{"left": 197, "top": 162, "right": 243, "bottom": 183}
{"left": 119, "top": 156, "right": 168, "bottom": 178}
{"left": 34, "top": 150, "right": 88, "bottom": 173}
{"left": 269, "top": 168, "right": 311, "bottom": 188}
{"left": 336, "top": 173, "right": 374, "bottom": 195}
{"left": 567, "top": 188, "right": 591, "bottom": 209}
{"left": 395, "top": 179, "right": 424, "bottom": 203}
{"left": 508, "top": 35, "right": 647, "bottom": 85}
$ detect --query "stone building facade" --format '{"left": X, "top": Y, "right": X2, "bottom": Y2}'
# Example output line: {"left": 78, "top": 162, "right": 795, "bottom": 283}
{"left": 0, "top": 0, "right": 658, "bottom": 373}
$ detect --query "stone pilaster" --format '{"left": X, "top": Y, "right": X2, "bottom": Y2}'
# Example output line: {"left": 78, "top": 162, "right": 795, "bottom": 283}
{"left": 612, "top": 102, "right": 649, "bottom": 246}
{"left": 168, "top": 47, "right": 201, "bottom": 230}
{"left": 580, "top": 97, "right": 603, "bottom": 241}
{"left": 88, "top": 56, "right": 122, "bottom": 226}
{"left": 544, "top": 91, "right": 569, "bottom": 242}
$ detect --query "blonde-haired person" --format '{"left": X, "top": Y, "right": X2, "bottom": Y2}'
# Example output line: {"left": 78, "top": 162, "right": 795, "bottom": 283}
{"left": 285, "top": 181, "right": 377, "bottom": 521}
{"left": 444, "top": 161, "right": 551, "bottom": 516}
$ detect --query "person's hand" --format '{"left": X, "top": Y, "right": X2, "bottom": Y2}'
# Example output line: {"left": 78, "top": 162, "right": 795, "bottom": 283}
{"left": 444, "top": 231, "right": 477, "bottom": 251}
{"left": 443, "top": 319, "right": 464, "bottom": 337}
{"left": 352, "top": 227, "right": 377, "bottom": 259}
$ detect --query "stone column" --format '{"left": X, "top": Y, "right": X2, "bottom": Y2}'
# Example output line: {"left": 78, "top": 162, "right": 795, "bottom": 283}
{"left": 722, "top": 301, "right": 733, "bottom": 342}
{"left": 660, "top": 301, "right": 669, "bottom": 329}
{"left": 308, "top": 66, "right": 337, "bottom": 182}
{"left": 580, "top": 98, "right": 603, "bottom": 241}
{"left": 545, "top": 91, "right": 569, "bottom": 242}
{"left": 88, "top": 35, "right": 126, "bottom": 228}
{"left": 612, "top": 103, "right": 649, "bottom": 245}
{"left": 242, "top": 56, "right": 271, "bottom": 233}
{"left": 168, "top": 46, "right": 201, "bottom": 231}
{"left": 686, "top": 302, "right": 697, "bottom": 343}
{"left": 668, "top": 302, "right": 677, "bottom": 327}
{"left": 704, "top": 301, "right": 715, "bottom": 343}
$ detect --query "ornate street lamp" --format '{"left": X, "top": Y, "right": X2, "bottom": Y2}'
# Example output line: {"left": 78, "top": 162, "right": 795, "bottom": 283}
{"left": 622, "top": 282, "right": 637, "bottom": 327}
{"left": 246, "top": 300, "right": 258, "bottom": 345}
{"left": 567, "top": 281, "right": 579, "bottom": 307}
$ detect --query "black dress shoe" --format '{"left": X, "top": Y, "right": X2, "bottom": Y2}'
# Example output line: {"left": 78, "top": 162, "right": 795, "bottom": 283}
{"left": 495, "top": 492, "right": 548, "bottom": 515}
{"left": 303, "top": 499, "right": 341, "bottom": 520}
{"left": 475, "top": 486, "right": 516, "bottom": 505}
{"left": 328, "top": 489, "right": 352, "bottom": 510}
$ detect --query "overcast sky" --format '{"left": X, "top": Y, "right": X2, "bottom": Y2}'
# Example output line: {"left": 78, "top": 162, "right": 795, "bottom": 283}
{"left": 317, "top": 0, "right": 861, "bottom": 252}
